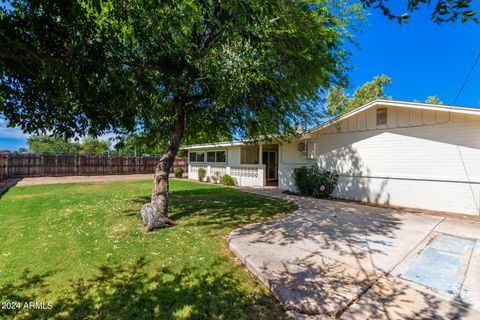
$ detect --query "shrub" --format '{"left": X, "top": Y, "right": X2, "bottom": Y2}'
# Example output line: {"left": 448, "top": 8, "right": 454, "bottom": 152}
{"left": 292, "top": 164, "right": 338, "bottom": 198}
{"left": 211, "top": 171, "right": 221, "bottom": 184}
{"left": 197, "top": 168, "right": 206, "bottom": 182}
{"left": 174, "top": 167, "right": 184, "bottom": 178}
{"left": 221, "top": 174, "right": 236, "bottom": 186}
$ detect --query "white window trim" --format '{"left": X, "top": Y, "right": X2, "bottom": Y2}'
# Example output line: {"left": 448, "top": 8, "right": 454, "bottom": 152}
{"left": 189, "top": 150, "right": 227, "bottom": 164}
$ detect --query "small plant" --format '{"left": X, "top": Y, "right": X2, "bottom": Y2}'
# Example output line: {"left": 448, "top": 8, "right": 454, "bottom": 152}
{"left": 174, "top": 167, "right": 184, "bottom": 178}
{"left": 221, "top": 174, "right": 236, "bottom": 186}
{"left": 197, "top": 168, "right": 206, "bottom": 181}
{"left": 211, "top": 171, "right": 221, "bottom": 184}
{"left": 293, "top": 164, "right": 338, "bottom": 198}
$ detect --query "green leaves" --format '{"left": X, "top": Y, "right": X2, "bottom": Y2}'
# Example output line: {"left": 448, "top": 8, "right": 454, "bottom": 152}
{"left": 26, "top": 135, "right": 110, "bottom": 155}
{"left": 425, "top": 96, "right": 443, "bottom": 104}
{"left": 360, "top": 0, "right": 477, "bottom": 24}
{"left": 1, "top": 0, "right": 362, "bottom": 147}
{"left": 325, "top": 75, "right": 392, "bottom": 117}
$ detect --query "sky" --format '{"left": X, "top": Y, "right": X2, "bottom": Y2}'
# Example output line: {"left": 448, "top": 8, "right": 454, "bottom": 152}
{"left": 1, "top": 3, "right": 480, "bottom": 150}
{"left": 345, "top": 3, "right": 480, "bottom": 107}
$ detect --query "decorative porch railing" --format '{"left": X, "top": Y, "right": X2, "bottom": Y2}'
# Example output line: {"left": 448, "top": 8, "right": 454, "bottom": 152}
{"left": 188, "top": 164, "right": 265, "bottom": 187}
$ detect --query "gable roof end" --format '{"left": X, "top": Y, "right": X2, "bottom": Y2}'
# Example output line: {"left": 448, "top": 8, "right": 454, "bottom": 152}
{"left": 308, "top": 99, "right": 480, "bottom": 134}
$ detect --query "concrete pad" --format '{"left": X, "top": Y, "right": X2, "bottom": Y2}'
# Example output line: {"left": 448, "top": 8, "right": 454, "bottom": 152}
{"left": 233, "top": 189, "right": 480, "bottom": 318}
{"left": 401, "top": 234, "right": 474, "bottom": 295}
{"left": 230, "top": 234, "right": 377, "bottom": 317}
{"left": 461, "top": 241, "right": 480, "bottom": 310}
{"left": 286, "top": 310, "right": 331, "bottom": 320}
{"left": 295, "top": 210, "right": 443, "bottom": 274}
{"left": 235, "top": 190, "right": 443, "bottom": 274}
{"left": 340, "top": 276, "right": 480, "bottom": 320}
{"left": 435, "top": 218, "right": 480, "bottom": 240}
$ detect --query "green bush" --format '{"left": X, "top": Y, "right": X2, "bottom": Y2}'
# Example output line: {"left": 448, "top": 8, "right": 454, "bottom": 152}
{"left": 292, "top": 164, "right": 338, "bottom": 198}
{"left": 197, "top": 168, "right": 206, "bottom": 181}
{"left": 174, "top": 167, "right": 184, "bottom": 178}
{"left": 221, "top": 174, "right": 236, "bottom": 186}
{"left": 211, "top": 171, "right": 221, "bottom": 184}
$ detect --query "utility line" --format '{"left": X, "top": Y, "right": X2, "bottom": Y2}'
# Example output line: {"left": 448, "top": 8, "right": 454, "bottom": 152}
{"left": 452, "top": 51, "right": 480, "bottom": 105}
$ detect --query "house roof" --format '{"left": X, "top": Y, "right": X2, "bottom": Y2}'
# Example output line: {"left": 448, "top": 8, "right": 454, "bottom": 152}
{"left": 308, "top": 99, "right": 480, "bottom": 134}
{"left": 182, "top": 99, "right": 480, "bottom": 149}
{"left": 181, "top": 140, "right": 248, "bottom": 150}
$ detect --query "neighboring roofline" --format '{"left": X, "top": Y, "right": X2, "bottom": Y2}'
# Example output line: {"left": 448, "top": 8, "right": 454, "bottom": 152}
{"left": 308, "top": 99, "right": 480, "bottom": 134}
{"left": 181, "top": 140, "right": 250, "bottom": 150}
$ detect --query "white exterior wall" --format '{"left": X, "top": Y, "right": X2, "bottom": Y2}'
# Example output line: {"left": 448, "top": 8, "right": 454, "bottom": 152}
{"left": 279, "top": 106, "right": 480, "bottom": 216}
{"left": 278, "top": 139, "right": 313, "bottom": 191}
{"left": 228, "top": 147, "right": 241, "bottom": 166}
{"left": 187, "top": 146, "right": 264, "bottom": 187}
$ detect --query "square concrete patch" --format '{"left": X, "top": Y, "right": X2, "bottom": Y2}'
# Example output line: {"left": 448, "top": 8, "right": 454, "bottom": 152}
{"left": 402, "top": 234, "right": 474, "bottom": 295}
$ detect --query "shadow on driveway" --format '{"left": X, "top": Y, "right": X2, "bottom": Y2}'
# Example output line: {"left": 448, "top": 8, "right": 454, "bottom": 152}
{"left": 230, "top": 189, "right": 479, "bottom": 319}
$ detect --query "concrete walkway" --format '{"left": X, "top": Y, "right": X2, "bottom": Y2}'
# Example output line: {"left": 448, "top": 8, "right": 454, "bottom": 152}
{"left": 229, "top": 188, "right": 480, "bottom": 319}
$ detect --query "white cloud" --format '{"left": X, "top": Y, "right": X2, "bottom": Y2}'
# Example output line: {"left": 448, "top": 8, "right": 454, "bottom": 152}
{"left": 0, "top": 118, "right": 120, "bottom": 149}
{"left": 0, "top": 119, "right": 30, "bottom": 139}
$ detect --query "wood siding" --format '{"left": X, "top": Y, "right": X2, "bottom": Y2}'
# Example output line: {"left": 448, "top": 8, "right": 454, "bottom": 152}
{"left": 279, "top": 106, "right": 480, "bottom": 216}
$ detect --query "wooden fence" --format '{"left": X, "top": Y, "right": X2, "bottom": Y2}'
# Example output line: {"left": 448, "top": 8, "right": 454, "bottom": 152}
{"left": 0, "top": 154, "right": 187, "bottom": 179}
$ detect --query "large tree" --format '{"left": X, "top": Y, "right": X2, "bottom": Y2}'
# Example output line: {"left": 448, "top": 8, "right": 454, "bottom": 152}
{"left": 0, "top": 0, "right": 361, "bottom": 231}
{"left": 325, "top": 74, "right": 392, "bottom": 117}
{"left": 27, "top": 135, "right": 81, "bottom": 155}
{"left": 80, "top": 137, "right": 110, "bottom": 155}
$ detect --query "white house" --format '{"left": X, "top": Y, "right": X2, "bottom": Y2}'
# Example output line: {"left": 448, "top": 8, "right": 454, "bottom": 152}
{"left": 182, "top": 100, "right": 480, "bottom": 216}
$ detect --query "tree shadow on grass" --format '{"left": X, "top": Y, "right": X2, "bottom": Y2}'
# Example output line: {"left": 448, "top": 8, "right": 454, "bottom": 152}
{"left": 124, "top": 188, "right": 294, "bottom": 233}
{"left": 171, "top": 189, "right": 293, "bottom": 228}
{"left": 0, "top": 178, "right": 21, "bottom": 199}
{"left": 1, "top": 257, "right": 285, "bottom": 320}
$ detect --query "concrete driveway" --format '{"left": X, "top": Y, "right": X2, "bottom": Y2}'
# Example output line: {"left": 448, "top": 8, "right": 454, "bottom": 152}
{"left": 229, "top": 189, "right": 480, "bottom": 319}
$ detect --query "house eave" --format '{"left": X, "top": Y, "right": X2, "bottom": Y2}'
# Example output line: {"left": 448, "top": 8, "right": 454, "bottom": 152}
{"left": 307, "top": 99, "right": 480, "bottom": 135}
{"left": 181, "top": 141, "right": 249, "bottom": 150}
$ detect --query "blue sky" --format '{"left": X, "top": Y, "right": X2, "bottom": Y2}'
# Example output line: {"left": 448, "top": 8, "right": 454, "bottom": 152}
{"left": 345, "top": 3, "right": 480, "bottom": 106}
{"left": 1, "top": 4, "right": 480, "bottom": 150}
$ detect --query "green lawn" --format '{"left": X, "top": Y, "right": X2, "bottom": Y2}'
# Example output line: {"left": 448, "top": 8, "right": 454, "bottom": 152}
{"left": 0, "top": 179, "right": 294, "bottom": 320}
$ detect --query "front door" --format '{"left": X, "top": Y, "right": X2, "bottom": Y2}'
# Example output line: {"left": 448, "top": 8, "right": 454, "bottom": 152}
{"left": 262, "top": 151, "right": 277, "bottom": 181}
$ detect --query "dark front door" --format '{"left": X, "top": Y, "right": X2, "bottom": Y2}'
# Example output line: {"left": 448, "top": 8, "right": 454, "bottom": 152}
{"left": 262, "top": 151, "right": 277, "bottom": 181}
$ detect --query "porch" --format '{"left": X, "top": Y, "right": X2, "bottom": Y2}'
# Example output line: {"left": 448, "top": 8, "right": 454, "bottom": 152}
{"left": 186, "top": 143, "right": 279, "bottom": 187}
{"left": 189, "top": 164, "right": 267, "bottom": 187}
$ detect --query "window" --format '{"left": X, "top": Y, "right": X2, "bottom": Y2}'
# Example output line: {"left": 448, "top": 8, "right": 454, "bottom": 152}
{"left": 216, "top": 151, "right": 226, "bottom": 163}
{"left": 207, "top": 151, "right": 216, "bottom": 162}
{"left": 189, "top": 150, "right": 225, "bottom": 163}
{"left": 376, "top": 107, "right": 387, "bottom": 126}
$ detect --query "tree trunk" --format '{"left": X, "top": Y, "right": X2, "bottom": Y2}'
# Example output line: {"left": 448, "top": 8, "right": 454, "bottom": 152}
{"left": 140, "top": 109, "right": 185, "bottom": 232}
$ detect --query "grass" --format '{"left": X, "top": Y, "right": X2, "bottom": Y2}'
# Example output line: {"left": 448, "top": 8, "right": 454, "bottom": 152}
{"left": 0, "top": 179, "right": 295, "bottom": 320}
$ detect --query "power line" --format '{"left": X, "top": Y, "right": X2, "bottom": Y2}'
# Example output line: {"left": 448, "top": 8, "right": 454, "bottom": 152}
{"left": 453, "top": 51, "right": 480, "bottom": 105}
